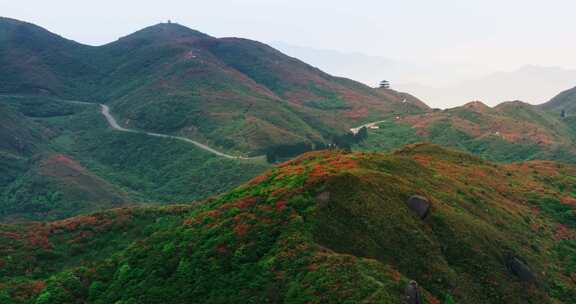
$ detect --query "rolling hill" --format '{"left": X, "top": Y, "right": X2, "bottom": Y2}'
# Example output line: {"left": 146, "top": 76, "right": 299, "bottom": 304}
{"left": 0, "top": 95, "right": 268, "bottom": 222}
{"left": 0, "top": 17, "right": 428, "bottom": 157}
{"left": 0, "top": 17, "right": 96, "bottom": 97}
{"left": 542, "top": 86, "right": 576, "bottom": 116}
{"left": 0, "top": 17, "right": 429, "bottom": 222}
{"left": 0, "top": 96, "right": 132, "bottom": 222}
{"left": 3, "top": 17, "right": 576, "bottom": 226}
{"left": 356, "top": 100, "right": 576, "bottom": 164}
{"left": 0, "top": 144, "right": 575, "bottom": 303}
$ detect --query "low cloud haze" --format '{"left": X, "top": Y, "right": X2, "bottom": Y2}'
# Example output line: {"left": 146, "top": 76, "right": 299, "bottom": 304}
{"left": 273, "top": 43, "right": 576, "bottom": 108}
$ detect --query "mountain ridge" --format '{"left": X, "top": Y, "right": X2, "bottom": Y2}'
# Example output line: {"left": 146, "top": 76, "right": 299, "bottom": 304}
{"left": 356, "top": 98, "right": 576, "bottom": 164}
{"left": 0, "top": 17, "right": 429, "bottom": 157}
{"left": 542, "top": 86, "right": 576, "bottom": 115}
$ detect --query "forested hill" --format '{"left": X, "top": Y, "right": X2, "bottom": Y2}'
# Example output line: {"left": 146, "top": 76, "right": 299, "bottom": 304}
{"left": 1, "top": 144, "right": 575, "bottom": 303}
{"left": 355, "top": 100, "right": 576, "bottom": 164}
{"left": 0, "top": 17, "right": 428, "bottom": 156}
{"left": 542, "top": 86, "right": 576, "bottom": 116}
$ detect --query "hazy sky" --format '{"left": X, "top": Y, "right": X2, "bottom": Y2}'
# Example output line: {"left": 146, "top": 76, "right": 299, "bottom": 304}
{"left": 2, "top": 0, "right": 576, "bottom": 106}
{"left": 2, "top": 0, "right": 575, "bottom": 66}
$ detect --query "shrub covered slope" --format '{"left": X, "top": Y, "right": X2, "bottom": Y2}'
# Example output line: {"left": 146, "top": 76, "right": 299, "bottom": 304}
{"left": 0, "top": 95, "right": 268, "bottom": 222}
{"left": 357, "top": 100, "right": 576, "bottom": 164}
{"left": 543, "top": 86, "right": 576, "bottom": 115}
{"left": 1, "top": 144, "right": 575, "bottom": 303}
{"left": 0, "top": 17, "right": 427, "bottom": 156}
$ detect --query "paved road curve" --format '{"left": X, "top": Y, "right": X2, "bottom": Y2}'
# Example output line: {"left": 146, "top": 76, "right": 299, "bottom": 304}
{"left": 44, "top": 97, "right": 389, "bottom": 159}
{"left": 101, "top": 104, "right": 257, "bottom": 159}
{"left": 99, "top": 104, "right": 255, "bottom": 159}
{"left": 350, "top": 120, "right": 388, "bottom": 135}
{"left": 63, "top": 99, "right": 254, "bottom": 160}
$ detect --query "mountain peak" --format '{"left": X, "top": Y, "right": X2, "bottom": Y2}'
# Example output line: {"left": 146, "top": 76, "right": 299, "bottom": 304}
{"left": 148, "top": 21, "right": 201, "bottom": 32}
{"left": 0, "top": 16, "right": 81, "bottom": 47}
{"left": 462, "top": 100, "right": 491, "bottom": 111}
{"left": 495, "top": 100, "right": 531, "bottom": 108}
{"left": 0, "top": 16, "right": 53, "bottom": 37}
{"left": 0, "top": 16, "right": 31, "bottom": 27}
{"left": 542, "top": 86, "right": 576, "bottom": 113}
{"left": 114, "top": 22, "right": 211, "bottom": 44}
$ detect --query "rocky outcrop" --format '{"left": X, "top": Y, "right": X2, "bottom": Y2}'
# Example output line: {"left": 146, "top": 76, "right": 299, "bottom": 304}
{"left": 406, "top": 195, "right": 431, "bottom": 219}
{"left": 403, "top": 280, "right": 423, "bottom": 304}
{"left": 506, "top": 256, "right": 537, "bottom": 283}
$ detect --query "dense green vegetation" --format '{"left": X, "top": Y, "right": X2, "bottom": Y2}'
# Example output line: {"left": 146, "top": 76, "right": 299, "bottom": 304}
{"left": 355, "top": 119, "right": 421, "bottom": 152}
{"left": 355, "top": 101, "right": 576, "bottom": 164}
{"left": 2, "top": 17, "right": 428, "bottom": 222}
{"left": 0, "top": 17, "right": 428, "bottom": 156}
{"left": 0, "top": 144, "right": 575, "bottom": 303}
{"left": 0, "top": 95, "right": 268, "bottom": 222}
{"left": 1, "top": 17, "right": 576, "bottom": 303}
{"left": 543, "top": 86, "right": 576, "bottom": 114}
{"left": 0, "top": 205, "right": 194, "bottom": 303}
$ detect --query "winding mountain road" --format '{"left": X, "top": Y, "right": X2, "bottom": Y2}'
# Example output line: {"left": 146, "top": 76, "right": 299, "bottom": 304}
{"left": 99, "top": 104, "right": 247, "bottom": 159}
{"left": 350, "top": 120, "right": 388, "bottom": 135}
{"left": 67, "top": 100, "right": 253, "bottom": 160}
{"left": 97, "top": 102, "right": 390, "bottom": 158}
{"left": 62, "top": 98, "right": 387, "bottom": 159}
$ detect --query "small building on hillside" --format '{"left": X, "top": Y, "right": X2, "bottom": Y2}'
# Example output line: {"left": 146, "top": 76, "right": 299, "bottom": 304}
{"left": 379, "top": 80, "right": 390, "bottom": 89}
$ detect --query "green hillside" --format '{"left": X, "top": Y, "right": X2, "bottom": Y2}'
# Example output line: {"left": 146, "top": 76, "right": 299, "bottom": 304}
{"left": 1, "top": 144, "right": 575, "bottom": 303}
{"left": 356, "top": 100, "right": 576, "bottom": 164}
{"left": 0, "top": 17, "right": 96, "bottom": 97}
{"left": 0, "top": 102, "right": 45, "bottom": 208}
{"left": 0, "top": 17, "right": 430, "bottom": 222}
{"left": 0, "top": 18, "right": 428, "bottom": 158}
{"left": 542, "top": 86, "right": 576, "bottom": 115}
{"left": 95, "top": 24, "right": 428, "bottom": 156}
{"left": 0, "top": 95, "right": 268, "bottom": 222}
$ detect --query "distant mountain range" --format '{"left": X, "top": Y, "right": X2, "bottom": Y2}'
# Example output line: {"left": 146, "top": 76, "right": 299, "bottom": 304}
{"left": 397, "top": 65, "right": 576, "bottom": 108}
{"left": 271, "top": 41, "right": 399, "bottom": 86}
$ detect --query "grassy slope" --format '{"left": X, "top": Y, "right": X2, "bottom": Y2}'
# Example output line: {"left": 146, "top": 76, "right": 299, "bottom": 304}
{"left": 357, "top": 101, "right": 576, "bottom": 164}
{"left": 1, "top": 144, "right": 575, "bottom": 303}
{"left": 542, "top": 86, "right": 576, "bottom": 114}
{"left": 0, "top": 95, "right": 268, "bottom": 222}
